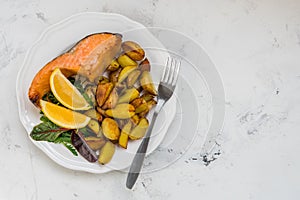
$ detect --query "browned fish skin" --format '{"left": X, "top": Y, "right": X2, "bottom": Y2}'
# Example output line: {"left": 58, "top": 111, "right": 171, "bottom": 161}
{"left": 28, "top": 33, "right": 122, "bottom": 108}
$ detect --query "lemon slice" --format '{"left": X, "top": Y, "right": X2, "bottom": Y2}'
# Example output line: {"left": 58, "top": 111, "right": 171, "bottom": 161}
{"left": 50, "top": 68, "right": 91, "bottom": 110}
{"left": 40, "top": 100, "right": 91, "bottom": 129}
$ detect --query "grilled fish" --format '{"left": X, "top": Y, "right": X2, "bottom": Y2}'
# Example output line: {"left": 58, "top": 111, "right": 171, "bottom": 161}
{"left": 28, "top": 32, "right": 122, "bottom": 108}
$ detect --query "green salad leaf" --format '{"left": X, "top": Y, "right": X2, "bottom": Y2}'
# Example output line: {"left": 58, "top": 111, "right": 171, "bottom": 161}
{"left": 32, "top": 76, "right": 95, "bottom": 157}
{"left": 30, "top": 116, "right": 78, "bottom": 156}
{"left": 69, "top": 76, "right": 94, "bottom": 106}
{"left": 82, "top": 93, "right": 94, "bottom": 107}
{"left": 42, "top": 91, "right": 61, "bottom": 105}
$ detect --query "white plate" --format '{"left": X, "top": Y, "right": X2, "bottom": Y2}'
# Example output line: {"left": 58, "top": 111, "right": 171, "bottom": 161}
{"left": 16, "top": 12, "right": 176, "bottom": 173}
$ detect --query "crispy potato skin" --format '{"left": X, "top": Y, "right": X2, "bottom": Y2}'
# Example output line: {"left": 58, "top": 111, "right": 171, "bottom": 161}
{"left": 135, "top": 103, "right": 148, "bottom": 114}
{"left": 106, "top": 59, "right": 120, "bottom": 71}
{"left": 122, "top": 41, "right": 145, "bottom": 61}
{"left": 96, "top": 82, "right": 114, "bottom": 107}
{"left": 139, "top": 58, "right": 151, "bottom": 71}
{"left": 28, "top": 33, "right": 122, "bottom": 108}
{"left": 109, "top": 68, "right": 122, "bottom": 84}
{"left": 131, "top": 98, "right": 146, "bottom": 108}
{"left": 141, "top": 93, "right": 155, "bottom": 102}
{"left": 130, "top": 114, "right": 140, "bottom": 126}
{"left": 102, "top": 88, "right": 118, "bottom": 109}
{"left": 139, "top": 99, "right": 157, "bottom": 117}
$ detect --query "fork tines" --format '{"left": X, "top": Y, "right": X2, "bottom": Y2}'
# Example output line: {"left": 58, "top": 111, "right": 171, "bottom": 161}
{"left": 162, "top": 57, "right": 181, "bottom": 89}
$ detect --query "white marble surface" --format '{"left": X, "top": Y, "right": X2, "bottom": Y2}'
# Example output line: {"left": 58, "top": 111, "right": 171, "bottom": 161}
{"left": 1, "top": 0, "right": 300, "bottom": 199}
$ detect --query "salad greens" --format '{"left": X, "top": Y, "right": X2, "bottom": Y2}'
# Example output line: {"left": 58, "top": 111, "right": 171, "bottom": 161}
{"left": 31, "top": 76, "right": 95, "bottom": 158}
{"left": 30, "top": 115, "right": 78, "bottom": 156}
{"left": 42, "top": 91, "right": 61, "bottom": 105}
{"left": 69, "top": 76, "right": 94, "bottom": 106}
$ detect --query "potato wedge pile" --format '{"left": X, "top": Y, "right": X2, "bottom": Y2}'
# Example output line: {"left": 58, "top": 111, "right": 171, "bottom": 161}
{"left": 79, "top": 41, "right": 157, "bottom": 165}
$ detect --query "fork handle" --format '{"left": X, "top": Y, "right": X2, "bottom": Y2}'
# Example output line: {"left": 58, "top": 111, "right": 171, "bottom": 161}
{"left": 126, "top": 112, "right": 159, "bottom": 189}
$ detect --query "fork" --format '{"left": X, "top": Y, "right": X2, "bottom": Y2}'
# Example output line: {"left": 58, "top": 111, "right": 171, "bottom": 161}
{"left": 126, "top": 57, "right": 181, "bottom": 189}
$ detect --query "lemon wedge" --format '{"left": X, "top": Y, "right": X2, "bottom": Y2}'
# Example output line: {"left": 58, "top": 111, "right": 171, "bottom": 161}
{"left": 50, "top": 68, "right": 91, "bottom": 110}
{"left": 40, "top": 100, "right": 91, "bottom": 129}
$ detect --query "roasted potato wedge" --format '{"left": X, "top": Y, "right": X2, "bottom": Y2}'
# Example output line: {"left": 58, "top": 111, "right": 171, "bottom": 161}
{"left": 96, "top": 82, "right": 114, "bottom": 107}
{"left": 139, "top": 99, "right": 157, "bottom": 118}
{"left": 122, "top": 41, "right": 145, "bottom": 61}
{"left": 105, "top": 103, "right": 135, "bottom": 119}
{"left": 102, "top": 118, "right": 120, "bottom": 140}
{"left": 141, "top": 93, "right": 155, "bottom": 102}
{"left": 138, "top": 110, "right": 148, "bottom": 118}
{"left": 135, "top": 103, "right": 149, "bottom": 114}
{"left": 118, "top": 88, "right": 139, "bottom": 104}
{"left": 96, "top": 107, "right": 109, "bottom": 118}
{"left": 140, "top": 71, "right": 157, "bottom": 95}
{"left": 117, "top": 119, "right": 128, "bottom": 129}
{"left": 85, "top": 137, "right": 106, "bottom": 151}
{"left": 96, "top": 127, "right": 104, "bottom": 138}
{"left": 109, "top": 68, "right": 122, "bottom": 84}
{"left": 131, "top": 98, "right": 146, "bottom": 108}
{"left": 136, "top": 86, "right": 143, "bottom": 93}
{"left": 98, "top": 141, "right": 115, "bottom": 165}
{"left": 118, "top": 65, "right": 137, "bottom": 83}
{"left": 118, "top": 132, "right": 129, "bottom": 149}
{"left": 98, "top": 76, "right": 110, "bottom": 84}
{"left": 106, "top": 59, "right": 120, "bottom": 71}
{"left": 117, "top": 54, "right": 137, "bottom": 67}
{"left": 127, "top": 70, "right": 141, "bottom": 87}
{"left": 97, "top": 115, "right": 103, "bottom": 123}
{"left": 139, "top": 58, "right": 151, "bottom": 71}
{"left": 102, "top": 88, "right": 118, "bottom": 109}
{"left": 130, "top": 114, "right": 140, "bottom": 126}
{"left": 147, "top": 99, "right": 157, "bottom": 109}
{"left": 84, "top": 109, "right": 102, "bottom": 121}
{"left": 118, "top": 122, "right": 132, "bottom": 149}
{"left": 129, "top": 118, "right": 149, "bottom": 140}
{"left": 87, "top": 119, "right": 100, "bottom": 135}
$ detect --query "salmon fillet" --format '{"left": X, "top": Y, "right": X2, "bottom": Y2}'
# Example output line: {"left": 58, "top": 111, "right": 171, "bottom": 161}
{"left": 28, "top": 33, "right": 122, "bottom": 108}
